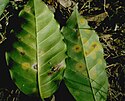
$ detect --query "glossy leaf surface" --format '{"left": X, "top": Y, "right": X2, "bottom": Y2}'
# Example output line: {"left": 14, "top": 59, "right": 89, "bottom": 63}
{"left": 62, "top": 6, "right": 108, "bottom": 101}
{"left": 6, "top": 0, "right": 66, "bottom": 98}
{"left": 0, "top": 0, "right": 9, "bottom": 16}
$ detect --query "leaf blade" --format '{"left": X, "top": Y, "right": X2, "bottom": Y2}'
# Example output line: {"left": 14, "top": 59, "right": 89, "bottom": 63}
{"left": 6, "top": 0, "right": 38, "bottom": 95}
{"left": 62, "top": 6, "right": 108, "bottom": 101}
{"left": 0, "top": 0, "right": 9, "bottom": 16}
{"left": 34, "top": 0, "right": 66, "bottom": 98}
{"left": 6, "top": 0, "right": 66, "bottom": 98}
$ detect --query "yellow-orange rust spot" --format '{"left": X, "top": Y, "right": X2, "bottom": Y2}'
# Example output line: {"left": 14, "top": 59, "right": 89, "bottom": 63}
{"left": 90, "top": 69, "right": 97, "bottom": 79}
{"left": 84, "top": 29, "right": 91, "bottom": 34}
{"left": 85, "top": 42, "right": 99, "bottom": 57}
{"left": 73, "top": 44, "right": 82, "bottom": 53}
{"left": 80, "top": 18, "right": 85, "bottom": 24}
{"left": 92, "top": 42, "right": 102, "bottom": 52}
{"left": 87, "top": 42, "right": 99, "bottom": 54}
{"left": 91, "top": 42, "right": 97, "bottom": 48}
{"left": 75, "top": 63, "right": 85, "bottom": 72}
{"left": 98, "top": 59, "right": 102, "bottom": 64}
{"left": 85, "top": 51, "right": 88, "bottom": 56}
{"left": 82, "top": 38, "right": 88, "bottom": 44}
{"left": 22, "top": 62, "right": 30, "bottom": 70}
{"left": 85, "top": 43, "right": 97, "bottom": 57}
{"left": 25, "top": 6, "right": 31, "bottom": 13}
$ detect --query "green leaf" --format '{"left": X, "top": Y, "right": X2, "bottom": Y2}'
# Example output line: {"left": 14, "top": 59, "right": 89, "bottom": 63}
{"left": 0, "top": 0, "right": 9, "bottom": 16}
{"left": 6, "top": 0, "right": 66, "bottom": 99}
{"left": 62, "top": 6, "right": 108, "bottom": 101}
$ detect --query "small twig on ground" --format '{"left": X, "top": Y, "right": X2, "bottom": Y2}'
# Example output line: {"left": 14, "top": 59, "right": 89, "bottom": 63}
{"left": 103, "top": 0, "right": 109, "bottom": 17}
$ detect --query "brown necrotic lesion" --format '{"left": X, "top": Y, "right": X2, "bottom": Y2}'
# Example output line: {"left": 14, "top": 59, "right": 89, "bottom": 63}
{"left": 20, "top": 51, "right": 25, "bottom": 55}
{"left": 17, "top": 47, "right": 25, "bottom": 56}
{"left": 48, "top": 62, "right": 63, "bottom": 76}
{"left": 32, "top": 63, "right": 38, "bottom": 70}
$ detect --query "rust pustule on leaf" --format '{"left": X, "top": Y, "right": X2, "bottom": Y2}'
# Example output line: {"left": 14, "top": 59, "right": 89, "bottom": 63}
{"left": 72, "top": 44, "right": 82, "bottom": 53}
{"left": 22, "top": 62, "right": 30, "bottom": 70}
{"left": 75, "top": 62, "right": 86, "bottom": 72}
{"left": 92, "top": 43, "right": 97, "bottom": 48}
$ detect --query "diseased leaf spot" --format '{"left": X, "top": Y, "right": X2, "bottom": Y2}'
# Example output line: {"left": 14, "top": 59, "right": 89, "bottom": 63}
{"left": 98, "top": 59, "right": 102, "bottom": 64}
{"left": 25, "top": 6, "right": 31, "bottom": 13}
{"left": 84, "top": 42, "right": 99, "bottom": 56}
{"left": 92, "top": 43, "right": 97, "bottom": 48}
{"left": 89, "top": 42, "right": 98, "bottom": 52}
{"left": 32, "top": 63, "right": 38, "bottom": 70}
{"left": 80, "top": 18, "right": 85, "bottom": 24}
{"left": 73, "top": 45, "right": 82, "bottom": 53}
{"left": 91, "top": 42, "right": 102, "bottom": 52}
{"left": 85, "top": 51, "right": 88, "bottom": 56}
{"left": 48, "top": 65, "right": 61, "bottom": 76}
{"left": 17, "top": 47, "right": 25, "bottom": 56}
{"left": 22, "top": 62, "right": 30, "bottom": 70}
{"left": 20, "top": 51, "right": 25, "bottom": 56}
{"left": 48, "top": 72, "right": 53, "bottom": 76}
{"left": 48, "top": 61, "right": 65, "bottom": 76}
{"left": 75, "top": 62, "right": 85, "bottom": 72}
{"left": 82, "top": 38, "right": 87, "bottom": 44}
{"left": 51, "top": 64, "right": 62, "bottom": 72}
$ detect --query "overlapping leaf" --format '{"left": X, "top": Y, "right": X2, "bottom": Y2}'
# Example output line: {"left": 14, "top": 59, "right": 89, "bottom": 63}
{"left": 0, "top": 0, "right": 9, "bottom": 16}
{"left": 62, "top": 6, "right": 108, "bottom": 101}
{"left": 6, "top": 0, "right": 66, "bottom": 99}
